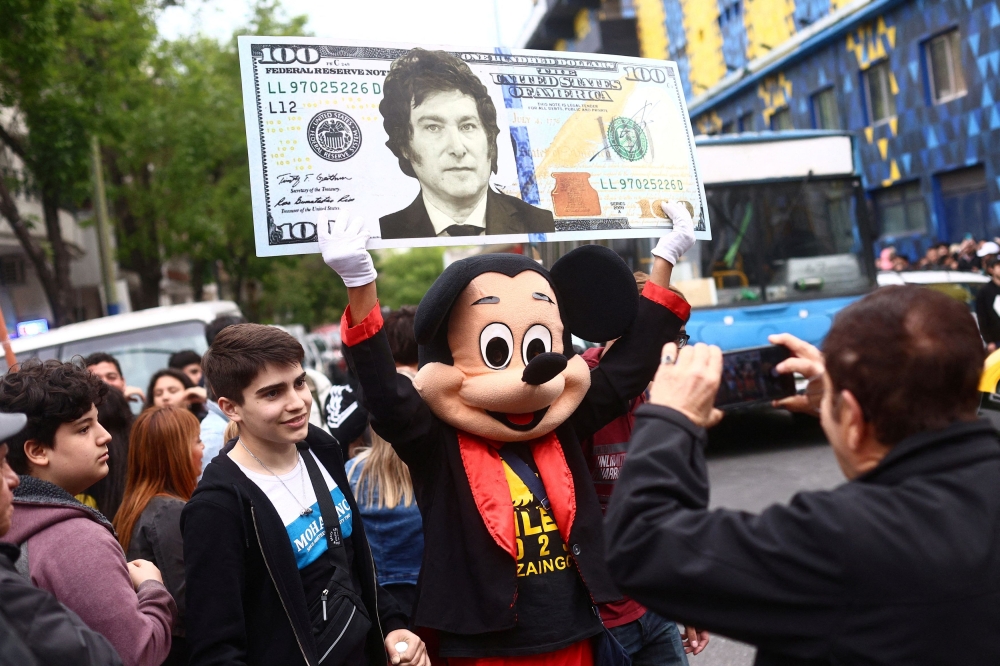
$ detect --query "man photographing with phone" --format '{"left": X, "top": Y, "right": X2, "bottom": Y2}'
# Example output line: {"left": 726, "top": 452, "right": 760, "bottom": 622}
{"left": 604, "top": 285, "right": 1000, "bottom": 664}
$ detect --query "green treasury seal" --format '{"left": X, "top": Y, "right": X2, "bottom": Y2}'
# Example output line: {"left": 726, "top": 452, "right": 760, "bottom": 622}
{"left": 607, "top": 117, "right": 648, "bottom": 162}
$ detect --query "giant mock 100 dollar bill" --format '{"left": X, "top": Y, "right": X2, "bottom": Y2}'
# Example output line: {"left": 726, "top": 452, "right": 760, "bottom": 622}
{"left": 238, "top": 37, "right": 711, "bottom": 256}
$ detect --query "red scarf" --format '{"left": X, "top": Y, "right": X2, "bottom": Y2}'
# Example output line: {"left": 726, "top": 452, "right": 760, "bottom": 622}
{"left": 457, "top": 431, "right": 577, "bottom": 560}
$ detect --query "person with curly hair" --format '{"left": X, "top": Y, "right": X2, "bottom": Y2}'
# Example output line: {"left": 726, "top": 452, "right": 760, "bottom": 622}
{"left": 377, "top": 48, "right": 554, "bottom": 239}
{"left": 0, "top": 360, "right": 176, "bottom": 666}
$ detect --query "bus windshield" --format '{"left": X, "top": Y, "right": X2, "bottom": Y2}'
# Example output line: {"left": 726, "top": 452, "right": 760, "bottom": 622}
{"left": 699, "top": 176, "right": 874, "bottom": 306}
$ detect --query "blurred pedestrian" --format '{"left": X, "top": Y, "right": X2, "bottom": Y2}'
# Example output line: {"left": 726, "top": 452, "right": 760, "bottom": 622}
{"left": 0, "top": 412, "right": 124, "bottom": 666}
{"left": 167, "top": 350, "right": 204, "bottom": 387}
{"left": 0, "top": 360, "right": 175, "bottom": 666}
{"left": 146, "top": 369, "right": 207, "bottom": 421}
{"left": 581, "top": 273, "right": 704, "bottom": 663}
{"left": 346, "top": 429, "right": 423, "bottom": 619}
{"left": 976, "top": 255, "right": 1000, "bottom": 351}
{"left": 79, "top": 387, "right": 135, "bottom": 521}
{"left": 605, "top": 285, "right": 1000, "bottom": 664}
{"left": 115, "top": 406, "right": 203, "bottom": 666}
{"left": 86, "top": 353, "right": 145, "bottom": 404}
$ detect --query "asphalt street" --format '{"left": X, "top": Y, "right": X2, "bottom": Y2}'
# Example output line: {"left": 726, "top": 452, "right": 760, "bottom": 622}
{"left": 674, "top": 409, "right": 846, "bottom": 666}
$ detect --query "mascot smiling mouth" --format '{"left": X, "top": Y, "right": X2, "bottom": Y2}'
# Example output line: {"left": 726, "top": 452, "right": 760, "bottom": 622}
{"left": 486, "top": 407, "right": 550, "bottom": 431}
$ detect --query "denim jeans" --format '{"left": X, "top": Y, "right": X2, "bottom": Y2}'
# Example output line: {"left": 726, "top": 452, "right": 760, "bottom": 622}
{"left": 608, "top": 611, "right": 689, "bottom": 666}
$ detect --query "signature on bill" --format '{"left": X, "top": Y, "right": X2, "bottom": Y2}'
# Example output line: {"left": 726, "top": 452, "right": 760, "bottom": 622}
{"left": 276, "top": 172, "right": 353, "bottom": 189}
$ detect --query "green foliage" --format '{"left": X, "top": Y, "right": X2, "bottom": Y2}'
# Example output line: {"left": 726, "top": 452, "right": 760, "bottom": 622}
{"left": 373, "top": 247, "right": 446, "bottom": 309}
{"left": 256, "top": 254, "right": 348, "bottom": 328}
{"left": 0, "top": 0, "right": 155, "bottom": 201}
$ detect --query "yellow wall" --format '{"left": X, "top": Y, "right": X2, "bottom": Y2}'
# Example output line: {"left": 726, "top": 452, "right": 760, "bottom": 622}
{"left": 634, "top": 0, "right": 670, "bottom": 60}
{"left": 682, "top": 0, "right": 727, "bottom": 95}
{"left": 744, "top": 0, "right": 796, "bottom": 61}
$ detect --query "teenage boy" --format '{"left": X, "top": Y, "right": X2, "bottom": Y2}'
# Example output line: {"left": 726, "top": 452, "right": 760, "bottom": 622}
{"left": 183, "top": 323, "right": 427, "bottom": 666}
{"left": 169, "top": 349, "right": 205, "bottom": 386}
{"left": 0, "top": 360, "right": 175, "bottom": 666}
{"left": 0, "top": 411, "right": 124, "bottom": 666}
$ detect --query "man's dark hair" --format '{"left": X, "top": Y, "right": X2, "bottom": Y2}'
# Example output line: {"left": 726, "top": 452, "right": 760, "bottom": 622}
{"left": 823, "top": 285, "right": 984, "bottom": 445}
{"left": 380, "top": 48, "right": 500, "bottom": 178}
{"left": 202, "top": 324, "right": 304, "bottom": 405}
{"left": 145, "top": 368, "right": 194, "bottom": 410}
{"left": 384, "top": 306, "right": 418, "bottom": 367}
{"left": 84, "top": 352, "right": 122, "bottom": 376}
{"left": 205, "top": 315, "right": 248, "bottom": 347}
{"left": 168, "top": 349, "right": 202, "bottom": 370}
{"left": 0, "top": 359, "right": 109, "bottom": 474}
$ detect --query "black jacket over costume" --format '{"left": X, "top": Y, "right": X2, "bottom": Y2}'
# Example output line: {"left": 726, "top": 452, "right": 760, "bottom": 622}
{"left": 0, "top": 542, "right": 123, "bottom": 666}
{"left": 341, "top": 253, "right": 686, "bottom": 637}
{"left": 181, "top": 426, "right": 406, "bottom": 666}
{"left": 605, "top": 406, "right": 1000, "bottom": 665}
{"left": 379, "top": 188, "right": 555, "bottom": 239}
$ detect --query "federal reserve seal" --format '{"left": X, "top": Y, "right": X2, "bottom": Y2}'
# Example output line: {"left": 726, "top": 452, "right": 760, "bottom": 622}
{"left": 307, "top": 110, "right": 362, "bottom": 162}
{"left": 607, "top": 117, "right": 648, "bottom": 162}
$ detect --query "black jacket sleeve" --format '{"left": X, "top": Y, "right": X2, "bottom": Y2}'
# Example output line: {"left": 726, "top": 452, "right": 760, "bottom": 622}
{"left": 343, "top": 330, "right": 440, "bottom": 474}
{"left": 182, "top": 496, "right": 249, "bottom": 666}
{"left": 976, "top": 284, "right": 1000, "bottom": 345}
{"left": 0, "top": 568, "right": 123, "bottom": 666}
{"left": 604, "top": 405, "right": 847, "bottom": 659}
{"left": 128, "top": 499, "right": 187, "bottom": 629}
{"left": 569, "top": 294, "right": 684, "bottom": 441}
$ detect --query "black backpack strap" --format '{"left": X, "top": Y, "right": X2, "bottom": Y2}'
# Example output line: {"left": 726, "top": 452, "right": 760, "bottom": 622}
{"left": 498, "top": 446, "right": 550, "bottom": 511}
{"left": 300, "top": 446, "right": 351, "bottom": 571}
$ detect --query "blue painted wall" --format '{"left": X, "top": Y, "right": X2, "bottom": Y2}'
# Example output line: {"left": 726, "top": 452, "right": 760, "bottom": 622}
{"left": 690, "top": 0, "right": 1000, "bottom": 257}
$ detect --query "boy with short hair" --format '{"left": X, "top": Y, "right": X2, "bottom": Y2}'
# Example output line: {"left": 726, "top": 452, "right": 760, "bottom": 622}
{"left": 0, "top": 360, "right": 175, "bottom": 666}
{"left": 183, "top": 323, "right": 426, "bottom": 666}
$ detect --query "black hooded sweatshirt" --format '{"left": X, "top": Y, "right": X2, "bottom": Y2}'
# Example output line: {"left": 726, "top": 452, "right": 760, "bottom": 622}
{"left": 181, "top": 425, "right": 406, "bottom": 666}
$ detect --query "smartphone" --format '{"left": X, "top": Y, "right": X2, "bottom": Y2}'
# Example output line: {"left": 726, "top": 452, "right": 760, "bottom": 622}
{"left": 714, "top": 345, "right": 797, "bottom": 409}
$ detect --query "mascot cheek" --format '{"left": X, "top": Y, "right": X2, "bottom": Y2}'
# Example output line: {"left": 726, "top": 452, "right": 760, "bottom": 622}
{"left": 413, "top": 363, "right": 486, "bottom": 430}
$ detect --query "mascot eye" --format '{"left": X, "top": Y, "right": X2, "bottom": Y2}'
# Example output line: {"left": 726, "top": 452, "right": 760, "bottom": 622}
{"left": 522, "top": 324, "right": 552, "bottom": 365}
{"left": 480, "top": 323, "right": 514, "bottom": 369}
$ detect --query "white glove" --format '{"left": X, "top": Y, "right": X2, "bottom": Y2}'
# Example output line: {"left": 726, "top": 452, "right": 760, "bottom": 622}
{"left": 316, "top": 212, "right": 377, "bottom": 287}
{"left": 651, "top": 201, "right": 696, "bottom": 266}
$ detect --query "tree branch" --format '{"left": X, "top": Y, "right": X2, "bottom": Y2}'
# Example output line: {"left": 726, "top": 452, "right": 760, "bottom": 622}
{"left": 0, "top": 175, "right": 57, "bottom": 293}
{"left": 0, "top": 123, "right": 27, "bottom": 160}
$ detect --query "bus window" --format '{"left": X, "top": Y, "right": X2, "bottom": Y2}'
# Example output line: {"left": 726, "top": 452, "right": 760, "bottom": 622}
{"left": 702, "top": 178, "right": 872, "bottom": 305}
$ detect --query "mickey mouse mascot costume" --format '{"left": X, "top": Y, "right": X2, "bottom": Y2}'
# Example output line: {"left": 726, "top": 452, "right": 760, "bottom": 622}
{"left": 319, "top": 203, "right": 694, "bottom": 666}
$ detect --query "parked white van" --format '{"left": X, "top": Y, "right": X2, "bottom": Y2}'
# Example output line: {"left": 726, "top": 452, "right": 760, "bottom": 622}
{"left": 4, "top": 301, "right": 242, "bottom": 395}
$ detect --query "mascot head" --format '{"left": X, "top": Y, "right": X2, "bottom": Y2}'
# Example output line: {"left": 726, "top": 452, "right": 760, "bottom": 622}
{"left": 412, "top": 245, "right": 639, "bottom": 442}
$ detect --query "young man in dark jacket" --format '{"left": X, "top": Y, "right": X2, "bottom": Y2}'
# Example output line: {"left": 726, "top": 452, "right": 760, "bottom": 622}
{"left": 605, "top": 285, "right": 1000, "bottom": 665}
{"left": 182, "top": 324, "right": 426, "bottom": 666}
{"left": 0, "top": 412, "right": 123, "bottom": 666}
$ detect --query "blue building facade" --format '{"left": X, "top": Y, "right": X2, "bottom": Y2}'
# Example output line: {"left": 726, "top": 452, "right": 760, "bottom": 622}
{"left": 688, "top": 0, "right": 1000, "bottom": 261}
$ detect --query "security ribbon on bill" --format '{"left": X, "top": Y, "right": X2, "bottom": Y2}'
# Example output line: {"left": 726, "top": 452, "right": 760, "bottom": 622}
{"left": 238, "top": 37, "right": 711, "bottom": 256}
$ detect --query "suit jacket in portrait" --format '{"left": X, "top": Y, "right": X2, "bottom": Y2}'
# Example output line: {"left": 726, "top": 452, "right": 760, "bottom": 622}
{"left": 379, "top": 188, "right": 555, "bottom": 240}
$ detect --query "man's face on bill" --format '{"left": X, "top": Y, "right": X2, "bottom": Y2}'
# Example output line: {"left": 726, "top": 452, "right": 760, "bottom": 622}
{"left": 406, "top": 89, "right": 491, "bottom": 207}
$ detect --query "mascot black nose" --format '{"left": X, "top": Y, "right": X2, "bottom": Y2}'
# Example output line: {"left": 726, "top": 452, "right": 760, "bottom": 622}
{"left": 522, "top": 352, "right": 568, "bottom": 386}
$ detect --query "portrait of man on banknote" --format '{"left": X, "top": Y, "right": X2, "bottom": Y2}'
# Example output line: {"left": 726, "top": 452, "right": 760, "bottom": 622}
{"left": 378, "top": 48, "right": 555, "bottom": 239}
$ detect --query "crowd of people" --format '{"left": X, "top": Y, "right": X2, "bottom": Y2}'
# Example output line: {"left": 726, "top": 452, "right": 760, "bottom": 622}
{"left": 878, "top": 236, "right": 1000, "bottom": 272}
{"left": 0, "top": 202, "right": 998, "bottom": 666}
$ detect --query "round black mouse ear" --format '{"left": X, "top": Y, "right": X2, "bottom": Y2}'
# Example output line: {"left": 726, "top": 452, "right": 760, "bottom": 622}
{"left": 550, "top": 244, "right": 639, "bottom": 343}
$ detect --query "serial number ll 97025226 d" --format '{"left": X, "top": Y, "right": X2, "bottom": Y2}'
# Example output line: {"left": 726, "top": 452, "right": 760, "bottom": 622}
{"left": 266, "top": 81, "right": 382, "bottom": 95}
{"left": 599, "top": 177, "right": 684, "bottom": 191}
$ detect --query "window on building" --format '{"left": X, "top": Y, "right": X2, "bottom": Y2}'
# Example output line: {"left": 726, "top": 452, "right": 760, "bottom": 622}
{"left": 721, "top": 119, "right": 737, "bottom": 134}
{"left": 936, "top": 165, "right": 991, "bottom": 242}
{"left": 864, "top": 60, "right": 897, "bottom": 124}
{"left": 811, "top": 87, "right": 841, "bottom": 129}
{"left": 770, "top": 107, "right": 793, "bottom": 131}
{"left": 925, "top": 29, "right": 966, "bottom": 103}
{"left": 0, "top": 256, "right": 25, "bottom": 286}
{"left": 738, "top": 111, "right": 754, "bottom": 132}
{"left": 872, "top": 181, "right": 928, "bottom": 237}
